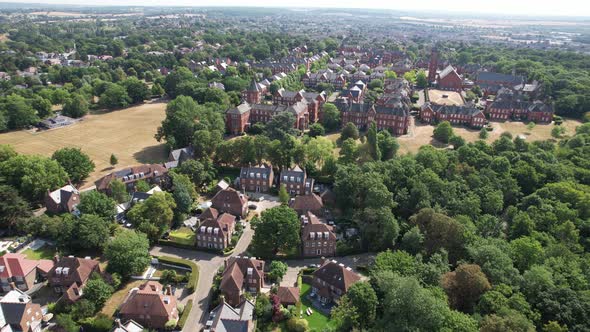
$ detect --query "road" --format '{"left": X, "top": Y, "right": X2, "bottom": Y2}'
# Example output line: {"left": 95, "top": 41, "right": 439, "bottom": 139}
{"left": 152, "top": 220, "right": 375, "bottom": 332}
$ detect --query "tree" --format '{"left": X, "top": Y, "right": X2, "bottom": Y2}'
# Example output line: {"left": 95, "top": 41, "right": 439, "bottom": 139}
{"left": 78, "top": 191, "right": 116, "bottom": 221}
{"left": 341, "top": 122, "right": 360, "bottom": 141}
{"left": 52, "top": 147, "right": 95, "bottom": 183}
{"left": 109, "top": 179, "right": 129, "bottom": 203}
{"left": 31, "top": 95, "right": 53, "bottom": 118}
{"left": 56, "top": 314, "right": 79, "bottom": 332}
{"left": 122, "top": 77, "right": 149, "bottom": 104}
{"left": 367, "top": 122, "right": 381, "bottom": 160}
{"left": 134, "top": 180, "right": 151, "bottom": 192}
{"left": 308, "top": 122, "right": 325, "bottom": 137}
{"left": 105, "top": 231, "right": 151, "bottom": 278}
{"left": 551, "top": 125, "right": 566, "bottom": 138}
{"left": 410, "top": 208, "right": 468, "bottom": 263}
{"left": 305, "top": 137, "right": 334, "bottom": 168}
{"left": 0, "top": 144, "right": 17, "bottom": 162}
{"left": 331, "top": 295, "right": 359, "bottom": 332}
{"left": 442, "top": 264, "right": 491, "bottom": 313}
{"left": 268, "top": 261, "right": 288, "bottom": 282}
{"left": 480, "top": 128, "right": 489, "bottom": 139}
{"left": 434, "top": 121, "right": 454, "bottom": 144}
{"left": 127, "top": 192, "right": 176, "bottom": 242}
{"left": 83, "top": 277, "right": 114, "bottom": 308}
{"left": 4, "top": 94, "right": 39, "bottom": 129}
{"left": 0, "top": 155, "right": 68, "bottom": 201}
{"left": 265, "top": 112, "right": 297, "bottom": 141}
{"left": 449, "top": 135, "right": 466, "bottom": 149}
{"left": 356, "top": 207, "right": 399, "bottom": 251}
{"left": 416, "top": 70, "right": 428, "bottom": 88}
{"left": 110, "top": 154, "right": 118, "bottom": 167}
{"left": 171, "top": 172, "right": 195, "bottom": 216}
{"left": 510, "top": 237, "right": 544, "bottom": 272}
{"left": 377, "top": 130, "right": 399, "bottom": 160}
{"left": 321, "top": 103, "right": 341, "bottom": 131}
{"left": 250, "top": 206, "right": 300, "bottom": 258}
{"left": 347, "top": 282, "right": 378, "bottom": 328}
{"left": 73, "top": 214, "right": 110, "bottom": 251}
{"left": 151, "top": 83, "right": 165, "bottom": 97}
{"left": 286, "top": 318, "right": 309, "bottom": 332}
{"left": 480, "top": 311, "right": 535, "bottom": 332}
{"left": 99, "top": 84, "right": 131, "bottom": 109}
{"left": 0, "top": 185, "right": 30, "bottom": 234}
{"left": 62, "top": 94, "right": 89, "bottom": 118}
{"left": 278, "top": 184, "right": 290, "bottom": 205}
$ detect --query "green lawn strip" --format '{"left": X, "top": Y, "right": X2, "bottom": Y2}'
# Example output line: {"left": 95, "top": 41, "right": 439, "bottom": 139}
{"left": 156, "top": 255, "right": 199, "bottom": 293}
{"left": 22, "top": 245, "right": 56, "bottom": 260}
{"left": 169, "top": 227, "right": 196, "bottom": 246}
{"left": 178, "top": 299, "right": 193, "bottom": 328}
{"left": 299, "top": 282, "right": 331, "bottom": 330}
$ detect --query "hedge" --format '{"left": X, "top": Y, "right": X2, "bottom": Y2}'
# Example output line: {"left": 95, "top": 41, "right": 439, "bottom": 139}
{"left": 178, "top": 299, "right": 193, "bottom": 329}
{"left": 158, "top": 239, "right": 196, "bottom": 250}
{"left": 156, "top": 256, "right": 199, "bottom": 293}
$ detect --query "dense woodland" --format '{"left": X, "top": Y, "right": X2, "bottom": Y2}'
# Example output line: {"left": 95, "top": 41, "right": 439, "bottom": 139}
{"left": 1, "top": 13, "right": 590, "bottom": 332}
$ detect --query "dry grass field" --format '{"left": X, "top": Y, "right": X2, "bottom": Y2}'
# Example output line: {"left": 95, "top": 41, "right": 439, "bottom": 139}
{"left": 30, "top": 11, "right": 87, "bottom": 17}
{"left": 0, "top": 101, "right": 168, "bottom": 188}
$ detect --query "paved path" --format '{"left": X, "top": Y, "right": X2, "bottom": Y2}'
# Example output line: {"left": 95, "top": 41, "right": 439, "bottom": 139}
{"left": 150, "top": 222, "right": 254, "bottom": 332}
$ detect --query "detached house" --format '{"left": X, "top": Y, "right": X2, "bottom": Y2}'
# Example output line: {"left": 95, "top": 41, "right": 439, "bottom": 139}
{"left": 311, "top": 259, "right": 361, "bottom": 305}
{"left": 300, "top": 212, "right": 336, "bottom": 258}
{"left": 239, "top": 164, "right": 274, "bottom": 194}
{"left": 45, "top": 184, "right": 80, "bottom": 214}
{"left": 47, "top": 256, "right": 100, "bottom": 303}
{"left": 95, "top": 164, "right": 169, "bottom": 195}
{"left": 279, "top": 165, "right": 314, "bottom": 196}
{"left": 196, "top": 209, "right": 236, "bottom": 250}
{"left": 164, "top": 146, "right": 194, "bottom": 169}
{"left": 211, "top": 188, "right": 248, "bottom": 218}
{"left": 220, "top": 256, "right": 265, "bottom": 307}
{"left": 206, "top": 297, "right": 255, "bottom": 332}
{"left": 290, "top": 193, "right": 324, "bottom": 217}
{"left": 0, "top": 290, "right": 43, "bottom": 332}
{"left": 119, "top": 281, "right": 178, "bottom": 330}
{"left": 0, "top": 253, "right": 53, "bottom": 294}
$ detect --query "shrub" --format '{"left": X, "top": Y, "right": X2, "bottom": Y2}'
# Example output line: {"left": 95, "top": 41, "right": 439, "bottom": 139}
{"left": 156, "top": 256, "right": 199, "bottom": 293}
{"left": 286, "top": 317, "right": 309, "bottom": 332}
{"left": 80, "top": 314, "right": 113, "bottom": 332}
{"left": 178, "top": 300, "right": 193, "bottom": 328}
{"left": 164, "top": 319, "right": 178, "bottom": 330}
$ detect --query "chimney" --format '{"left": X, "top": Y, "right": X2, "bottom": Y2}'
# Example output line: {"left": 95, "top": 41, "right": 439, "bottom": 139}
{"left": 53, "top": 254, "right": 60, "bottom": 263}
{"left": 320, "top": 256, "right": 327, "bottom": 266}
{"left": 220, "top": 295, "right": 225, "bottom": 304}
{"left": 166, "top": 284, "right": 172, "bottom": 295}
{"left": 115, "top": 319, "right": 123, "bottom": 328}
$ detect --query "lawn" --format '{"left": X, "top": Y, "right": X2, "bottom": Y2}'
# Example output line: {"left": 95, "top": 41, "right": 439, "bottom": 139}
{"left": 299, "top": 282, "right": 331, "bottom": 331}
{"left": 0, "top": 100, "right": 168, "bottom": 189}
{"left": 100, "top": 279, "right": 144, "bottom": 317}
{"left": 22, "top": 245, "right": 56, "bottom": 260}
{"left": 169, "top": 227, "right": 196, "bottom": 246}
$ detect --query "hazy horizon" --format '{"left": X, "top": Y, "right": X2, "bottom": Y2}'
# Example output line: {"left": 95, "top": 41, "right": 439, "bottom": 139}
{"left": 1, "top": 0, "right": 590, "bottom": 18}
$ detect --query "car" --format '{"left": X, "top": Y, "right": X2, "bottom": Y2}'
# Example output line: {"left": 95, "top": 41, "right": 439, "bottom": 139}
{"left": 125, "top": 223, "right": 133, "bottom": 228}
{"left": 258, "top": 196, "right": 265, "bottom": 202}
{"left": 308, "top": 264, "right": 318, "bottom": 268}
{"left": 248, "top": 203, "right": 257, "bottom": 210}
{"left": 328, "top": 220, "right": 335, "bottom": 226}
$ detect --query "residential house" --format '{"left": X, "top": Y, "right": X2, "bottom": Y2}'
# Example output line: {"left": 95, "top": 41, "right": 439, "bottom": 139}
{"left": 420, "top": 103, "right": 486, "bottom": 128}
{"left": 300, "top": 212, "right": 336, "bottom": 258}
{"left": 45, "top": 184, "right": 80, "bottom": 214}
{"left": 196, "top": 211, "right": 236, "bottom": 250}
{"left": 290, "top": 194, "right": 324, "bottom": 217}
{"left": 0, "top": 290, "right": 43, "bottom": 332}
{"left": 276, "top": 286, "right": 299, "bottom": 307}
{"left": 205, "top": 297, "right": 255, "bottom": 332}
{"left": 279, "top": 165, "right": 314, "bottom": 196}
{"left": 302, "top": 70, "right": 346, "bottom": 90}
{"left": 211, "top": 188, "right": 248, "bottom": 218}
{"left": 47, "top": 256, "right": 100, "bottom": 302}
{"left": 311, "top": 259, "right": 361, "bottom": 304}
{"left": 164, "top": 146, "right": 194, "bottom": 169}
{"left": 0, "top": 254, "right": 52, "bottom": 294}
{"left": 239, "top": 164, "right": 274, "bottom": 194}
{"left": 119, "top": 281, "right": 178, "bottom": 330}
{"left": 94, "top": 164, "right": 169, "bottom": 194}
{"left": 220, "top": 256, "right": 265, "bottom": 307}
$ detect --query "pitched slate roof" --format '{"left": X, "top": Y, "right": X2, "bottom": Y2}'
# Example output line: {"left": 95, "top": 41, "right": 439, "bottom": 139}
{"left": 220, "top": 257, "right": 265, "bottom": 293}
{"left": 300, "top": 212, "right": 335, "bottom": 241}
{"left": 227, "top": 103, "right": 251, "bottom": 115}
{"left": 208, "top": 299, "right": 254, "bottom": 332}
{"left": 240, "top": 164, "right": 273, "bottom": 179}
{"left": 95, "top": 164, "right": 168, "bottom": 191}
{"left": 47, "top": 256, "right": 99, "bottom": 287}
{"left": 476, "top": 71, "right": 524, "bottom": 85}
{"left": 47, "top": 184, "right": 79, "bottom": 206}
{"left": 430, "top": 104, "right": 483, "bottom": 117}
{"left": 313, "top": 260, "right": 361, "bottom": 293}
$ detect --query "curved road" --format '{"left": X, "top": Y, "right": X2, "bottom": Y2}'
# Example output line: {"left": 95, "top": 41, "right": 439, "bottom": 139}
{"left": 151, "top": 223, "right": 375, "bottom": 332}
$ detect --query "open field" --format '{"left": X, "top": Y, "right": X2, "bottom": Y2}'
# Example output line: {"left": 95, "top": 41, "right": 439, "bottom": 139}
{"left": 0, "top": 101, "right": 168, "bottom": 188}
{"left": 30, "top": 11, "right": 88, "bottom": 17}
{"left": 22, "top": 245, "right": 56, "bottom": 260}
{"left": 397, "top": 118, "right": 583, "bottom": 155}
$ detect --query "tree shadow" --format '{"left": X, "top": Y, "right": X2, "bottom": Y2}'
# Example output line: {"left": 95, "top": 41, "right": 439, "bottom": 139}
{"left": 133, "top": 144, "right": 168, "bottom": 164}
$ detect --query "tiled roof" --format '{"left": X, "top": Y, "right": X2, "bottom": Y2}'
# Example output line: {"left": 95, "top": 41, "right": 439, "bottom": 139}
{"left": 0, "top": 253, "right": 39, "bottom": 279}
{"left": 277, "top": 286, "right": 299, "bottom": 305}
{"left": 119, "top": 281, "right": 177, "bottom": 319}
{"left": 290, "top": 194, "right": 323, "bottom": 212}
{"left": 313, "top": 260, "right": 361, "bottom": 292}
{"left": 47, "top": 256, "right": 99, "bottom": 287}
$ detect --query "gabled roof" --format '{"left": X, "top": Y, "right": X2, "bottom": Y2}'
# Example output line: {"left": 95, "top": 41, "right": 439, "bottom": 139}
{"left": 290, "top": 194, "right": 323, "bottom": 212}
{"left": 0, "top": 253, "right": 39, "bottom": 279}
{"left": 119, "top": 281, "right": 177, "bottom": 319}
{"left": 47, "top": 184, "right": 79, "bottom": 205}
{"left": 476, "top": 71, "right": 524, "bottom": 84}
{"left": 313, "top": 260, "right": 361, "bottom": 292}
{"left": 301, "top": 212, "right": 335, "bottom": 241}
{"left": 47, "top": 256, "right": 99, "bottom": 286}
{"left": 227, "top": 103, "right": 251, "bottom": 115}
{"left": 277, "top": 287, "right": 299, "bottom": 305}
{"left": 220, "top": 257, "right": 265, "bottom": 294}
{"left": 438, "top": 65, "right": 459, "bottom": 80}
{"left": 209, "top": 299, "right": 254, "bottom": 332}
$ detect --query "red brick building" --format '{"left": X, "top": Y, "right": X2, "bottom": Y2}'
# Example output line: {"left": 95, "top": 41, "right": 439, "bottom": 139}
{"left": 242, "top": 80, "right": 267, "bottom": 104}
{"left": 420, "top": 103, "right": 486, "bottom": 128}
{"left": 0, "top": 254, "right": 51, "bottom": 293}
{"left": 45, "top": 184, "right": 80, "bottom": 214}
{"left": 226, "top": 103, "right": 251, "bottom": 135}
{"left": 486, "top": 90, "right": 553, "bottom": 123}
{"left": 211, "top": 188, "right": 248, "bottom": 218}
{"left": 196, "top": 211, "right": 236, "bottom": 250}
{"left": 273, "top": 89, "right": 326, "bottom": 123}
{"left": 311, "top": 259, "right": 361, "bottom": 305}
{"left": 300, "top": 212, "right": 336, "bottom": 258}
{"left": 220, "top": 256, "right": 265, "bottom": 307}
{"left": 336, "top": 99, "right": 410, "bottom": 135}
{"left": 290, "top": 193, "right": 324, "bottom": 217}
{"left": 475, "top": 71, "right": 525, "bottom": 96}
{"left": 437, "top": 65, "right": 463, "bottom": 91}
{"left": 279, "top": 165, "right": 314, "bottom": 196}
{"left": 239, "top": 164, "right": 274, "bottom": 194}
{"left": 428, "top": 48, "right": 439, "bottom": 84}
{"left": 226, "top": 101, "right": 310, "bottom": 135}
{"left": 47, "top": 256, "right": 101, "bottom": 302}
{"left": 119, "top": 281, "right": 178, "bottom": 330}
{"left": 302, "top": 70, "right": 346, "bottom": 90}
{"left": 0, "top": 290, "right": 44, "bottom": 332}
{"left": 94, "top": 164, "right": 169, "bottom": 195}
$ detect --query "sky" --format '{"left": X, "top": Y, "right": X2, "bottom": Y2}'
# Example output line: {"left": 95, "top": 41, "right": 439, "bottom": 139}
{"left": 3, "top": 0, "right": 590, "bottom": 17}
